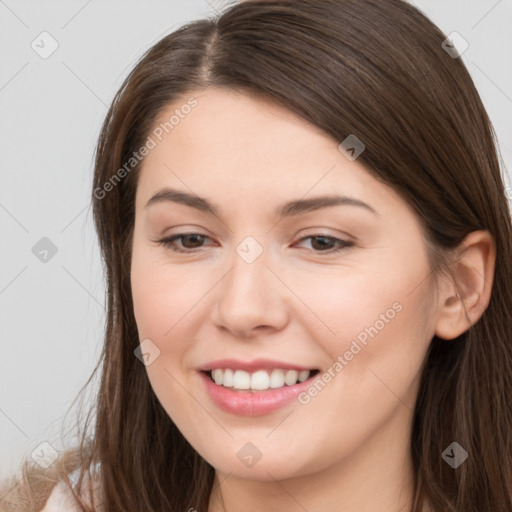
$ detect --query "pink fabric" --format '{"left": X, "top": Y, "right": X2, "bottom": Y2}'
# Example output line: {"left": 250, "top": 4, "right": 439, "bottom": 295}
{"left": 40, "top": 467, "right": 101, "bottom": 512}
{"left": 41, "top": 481, "right": 82, "bottom": 512}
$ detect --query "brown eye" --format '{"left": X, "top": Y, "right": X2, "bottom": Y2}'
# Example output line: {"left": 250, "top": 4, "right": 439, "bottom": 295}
{"left": 158, "top": 233, "right": 212, "bottom": 253}
{"left": 157, "top": 233, "right": 353, "bottom": 255}
{"left": 295, "top": 235, "right": 353, "bottom": 254}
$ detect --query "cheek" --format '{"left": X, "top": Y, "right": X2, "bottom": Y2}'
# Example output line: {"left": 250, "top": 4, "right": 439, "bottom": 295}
{"left": 131, "top": 245, "right": 203, "bottom": 343}
{"left": 299, "top": 249, "right": 434, "bottom": 403}
{"left": 289, "top": 260, "right": 425, "bottom": 351}
{"left": 130, "top": 252, "right": 201, "bottom": 418}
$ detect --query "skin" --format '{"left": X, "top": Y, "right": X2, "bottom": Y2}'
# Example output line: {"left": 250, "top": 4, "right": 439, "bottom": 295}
{"left": 130, "top": 87, "right": 495, "bottom": 512}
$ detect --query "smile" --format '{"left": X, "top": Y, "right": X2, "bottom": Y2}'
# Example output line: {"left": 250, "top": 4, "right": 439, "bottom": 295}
{"left": 208, "top": 368, "right": 319, "bottom": 391}
{"left": 198, "top": 368, "right": 321, "bottom": 416}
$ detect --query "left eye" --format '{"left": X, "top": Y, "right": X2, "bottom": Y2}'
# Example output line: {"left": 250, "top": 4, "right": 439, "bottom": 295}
{"left": 297, "top": 235, "right": 353, "bottom": 253}
{"left": 157, "top": 233, "right": 353, "bottom": 254}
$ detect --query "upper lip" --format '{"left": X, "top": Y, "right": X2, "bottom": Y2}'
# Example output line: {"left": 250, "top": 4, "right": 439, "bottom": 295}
{"left": 198, "top": 358, "right": 317, "bottom": 372}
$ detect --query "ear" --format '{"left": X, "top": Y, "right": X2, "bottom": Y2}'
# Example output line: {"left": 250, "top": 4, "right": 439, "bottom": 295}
{"left": 434, "top": 230, "right": 496, "bottom": 340}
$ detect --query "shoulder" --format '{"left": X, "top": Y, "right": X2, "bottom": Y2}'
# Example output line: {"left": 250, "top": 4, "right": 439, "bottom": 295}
{"left": 40, "top": 481, "right": 81, "bottom": 512}
{"left": 40, "top": 464, "right": 102, "bottom": 512}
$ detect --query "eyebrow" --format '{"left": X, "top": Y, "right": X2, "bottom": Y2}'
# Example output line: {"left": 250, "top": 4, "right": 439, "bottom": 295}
{"left": 144, "top": 187, "right": 378, "bottom": 217}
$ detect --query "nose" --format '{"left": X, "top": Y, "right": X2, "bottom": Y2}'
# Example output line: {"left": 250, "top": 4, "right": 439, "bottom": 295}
{"left": 212, "top": 240, "right": 290, "bottom": 339}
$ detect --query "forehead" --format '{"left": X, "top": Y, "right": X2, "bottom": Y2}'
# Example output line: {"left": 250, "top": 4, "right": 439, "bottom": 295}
{"left": 134, "top": 87, "right": 405, "bottom": 219}
{"left": 144, "top": 87, "right": 340, "bottom": 168}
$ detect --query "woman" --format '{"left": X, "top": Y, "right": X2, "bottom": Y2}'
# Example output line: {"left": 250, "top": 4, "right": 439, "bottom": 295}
{"left": 2, "top": 0, "right": 511, "bottom": 510}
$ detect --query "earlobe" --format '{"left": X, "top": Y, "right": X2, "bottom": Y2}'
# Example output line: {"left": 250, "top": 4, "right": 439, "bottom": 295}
{"left": 434, "top": 230, "right": 496, "bottom": 341}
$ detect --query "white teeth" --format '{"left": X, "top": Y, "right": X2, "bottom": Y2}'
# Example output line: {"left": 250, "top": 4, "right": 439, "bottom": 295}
{"left": 222, "top": 368, "right": 234, "bottom": 387}
{"left": 284, "top": 370, "right": 298, "bottom": 385}
{"left": 250, "top": 370, "right": 270, "bottom": 390}
{"left": 209, "top": 368, "right": 312, "bottom": 391}
{"left": 233, "top": 370, "right": 251, "bottom": 389}
{"left": 212, "top": 369, "right": 223, "bottom": 385}
{"left": 269, "top": 369, "right": 285, "bottom": 388}
{"left": 298, "top": 370, "right": 310, "bottom": 382}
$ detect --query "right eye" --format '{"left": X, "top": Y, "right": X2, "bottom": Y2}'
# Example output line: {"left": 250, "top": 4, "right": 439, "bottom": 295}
{"left": 157, "top": 233, "right": 213, "bottom": 253}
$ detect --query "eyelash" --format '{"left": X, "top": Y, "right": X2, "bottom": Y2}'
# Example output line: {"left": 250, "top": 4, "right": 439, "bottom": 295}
{"left": 156, "top": 233, "right": 353, "bottom": 255}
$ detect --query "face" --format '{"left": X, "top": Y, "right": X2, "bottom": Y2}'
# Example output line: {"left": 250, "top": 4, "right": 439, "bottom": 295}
{"left": 130, "top": 87, "right": 438, "bottom": 482}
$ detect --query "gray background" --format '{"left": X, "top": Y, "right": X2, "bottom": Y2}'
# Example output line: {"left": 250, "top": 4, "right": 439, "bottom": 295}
{"left": 1, "top": 0, "right": 511, "bottom": 482}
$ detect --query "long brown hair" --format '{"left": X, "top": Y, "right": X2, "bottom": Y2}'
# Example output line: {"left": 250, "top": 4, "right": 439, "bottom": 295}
{"left": 2, "top": 1, "right": 511, "bottom": 510}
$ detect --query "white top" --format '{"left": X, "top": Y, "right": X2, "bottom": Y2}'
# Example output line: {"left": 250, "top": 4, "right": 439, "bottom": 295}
{"left": 41, "top": 464, "right": 101, "bottom": 512}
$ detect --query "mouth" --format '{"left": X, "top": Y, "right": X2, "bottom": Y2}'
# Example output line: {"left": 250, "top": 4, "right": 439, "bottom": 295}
{"left": 198, "top": 367, "right": 321, "bottom": 416}
{"left": 202, "top": 368, "right": 321, "bottom": 392}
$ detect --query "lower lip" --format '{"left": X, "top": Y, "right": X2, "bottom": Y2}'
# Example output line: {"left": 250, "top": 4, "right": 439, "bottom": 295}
{"left": 198, "top": 370, "right": 318, "bottom": 416}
